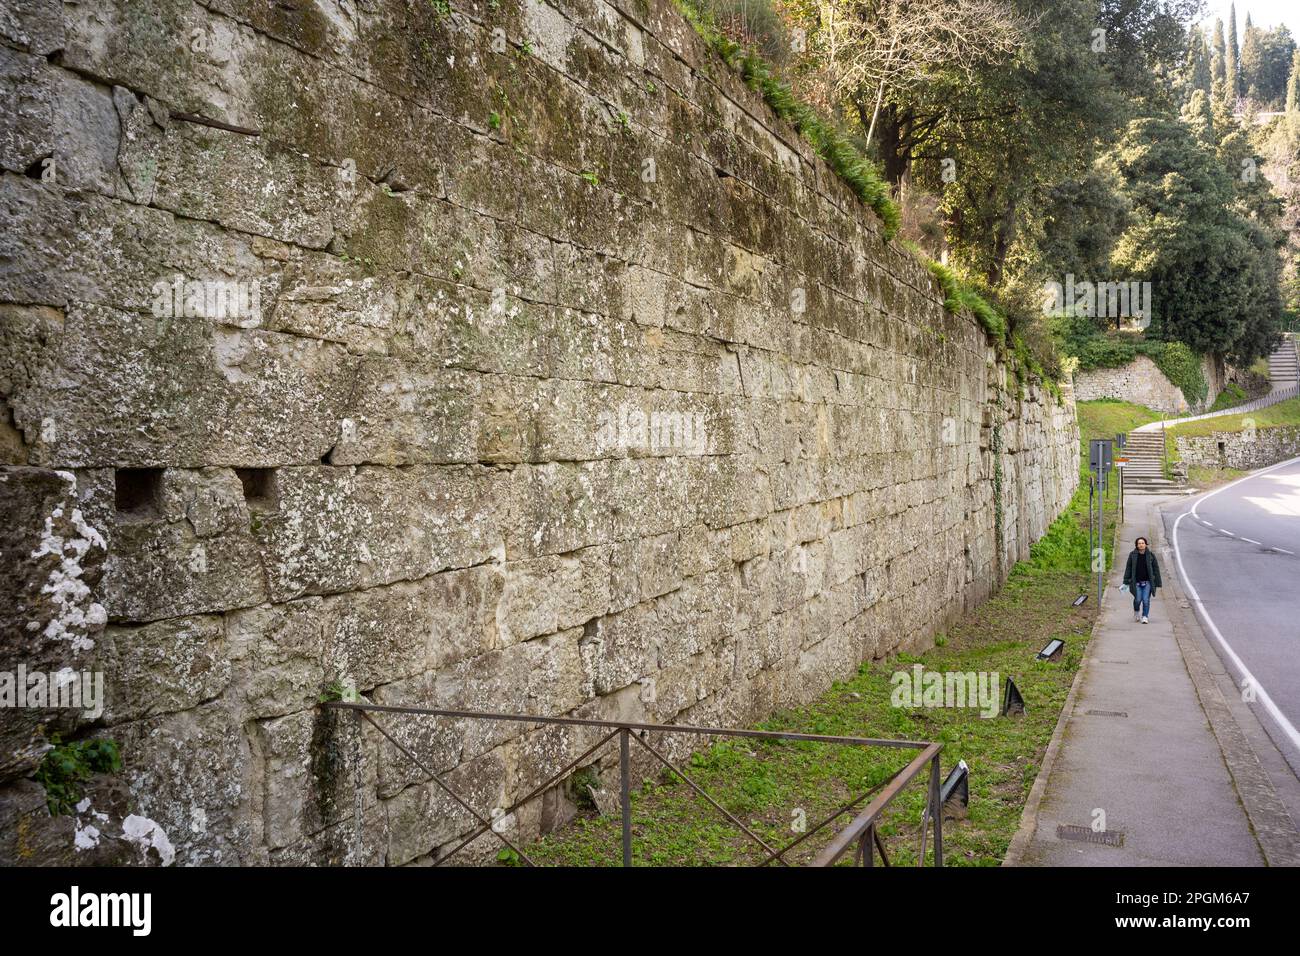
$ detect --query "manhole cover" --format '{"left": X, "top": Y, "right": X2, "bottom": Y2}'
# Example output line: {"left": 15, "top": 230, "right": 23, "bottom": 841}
{"left": 1057, "top": 824, "right": 1124, "bottom": 847}
{"left": 1085, "top": 709, "right": 1128, "bottom": 717}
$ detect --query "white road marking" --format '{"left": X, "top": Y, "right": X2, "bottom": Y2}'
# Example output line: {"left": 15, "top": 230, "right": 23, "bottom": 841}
{"left": 1172, "top": 455, "right": 1300, "bottom": 755}
{"left": 1276, "top": 547, "right": 1295, "bottom": 555}
{"left": 1242, "top": 537, "right": 1261, "bottom": 545}
{"left": 1201, "top": 520, "right": 1213, "bottom": 526}
{"left": 1221, "top": 530, "right": 1234, "bottom": 536}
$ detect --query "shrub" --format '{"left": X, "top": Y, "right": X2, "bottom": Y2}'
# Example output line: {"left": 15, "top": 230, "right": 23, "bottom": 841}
{"left": 34, "top": 737, "right": 122, "bottom": 815}
{"left": 1053, "top": 316, "right": 1207, "bottom": 407}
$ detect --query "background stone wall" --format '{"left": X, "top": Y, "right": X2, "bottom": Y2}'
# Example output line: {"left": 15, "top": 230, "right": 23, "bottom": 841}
{"left": 1176, "top": 426, "right": 1300, "bottom": 471}
{"left": 1072, "top": 352, "right": 1223, "bottom": 415}
{"left": 0, "top": 0, "right": 1078, "bottom": 864}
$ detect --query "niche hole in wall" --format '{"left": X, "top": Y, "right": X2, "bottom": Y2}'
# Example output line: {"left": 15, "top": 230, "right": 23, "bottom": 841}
{"left": 114, "top": 468, "right": 163, "bottom": 519}
{"left": 236, "top": 468, "right": 278, "bottom": 511}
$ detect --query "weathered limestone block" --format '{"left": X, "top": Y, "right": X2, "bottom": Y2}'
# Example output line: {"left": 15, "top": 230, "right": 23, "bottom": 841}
{"left": 0, "top": 176, "right": 287, "bottom": 317}
{"left": 581, "top": 595, "right": 664, "bottom": 699}
{"left": 384, "top": 746, "right": 510, "bottom": 866}
{"left": 97, "top": 615, "right": 229, "bottom": 725}
{"left": 269, "top": 265, "right": 399, "bottom": 355}
{"left": 102, "top": 469, "right": 267, "bottom": 622}
{"left": 147, "top": 122, "right": 345, "bottom": 249}
{"left": 251, "top": 465, "right": 507, "bottom": 602}
{"left": 255, "top": 704, "right": 378, "bottom": 851}
{"left": 1, "top": 300, "right": 355, "bottom": 468}
{"left": 370, "top": 673, "right": 469, "bottom": 799}
{"left": 0, "top": 45, "right": 55, "bottom": 176}
{"left": 268, "top": 800, "right": 389, "bottom": 866}
{"left": 113, "top": 702, "right": 255, "bottom": 865}
{"left": 226, "top": 564, "right": 504, "bottom": 720}
{"left": 0, "top": 776, "right": 155, "bottom": 866}
{"left": 609, "top": 529, "right": 682, "bottom": 612}
{"left": 653, "top": 567, "right": 738, "bottom": 668}
{"left": 531, "top": 379, "right": 723, "bottom": 462}
{"left": 500, "top": 546, "right": 611, "bottom": 644}
{"left": 331, "top": 361, "right": 489, "bottom": 466}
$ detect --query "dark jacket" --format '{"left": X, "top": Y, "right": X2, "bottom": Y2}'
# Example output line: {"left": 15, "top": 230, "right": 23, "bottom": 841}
{"left": 1122, "top": 548, "right": 1162, "bottom": 592}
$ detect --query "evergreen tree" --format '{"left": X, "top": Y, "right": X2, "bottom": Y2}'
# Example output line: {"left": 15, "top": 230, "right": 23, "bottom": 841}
{"left": 1225, "top": 4, "right": 1240, "bottom": 104}
{"left": 1105, "top": 115, "right": 1280, "bottom": 362}
{"left": 1212, "top": 18, "right": 1226, "bottom": 79}
{"left": 1211, "top": 18, "right": 1227, "bottom": 101}
{"left": 1241, "top": 13, "right": 1263, "bottom": 101}
{"left": 1289, "top": 49, "right": 1300, "bottom": 113}
{"left": 1186, "top": 27, "right": 1212, "bottom": 97}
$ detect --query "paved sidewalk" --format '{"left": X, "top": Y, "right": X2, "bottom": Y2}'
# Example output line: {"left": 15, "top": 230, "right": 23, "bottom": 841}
{"left": 1006, "top": 493, "right": 1266, "bottom": 866}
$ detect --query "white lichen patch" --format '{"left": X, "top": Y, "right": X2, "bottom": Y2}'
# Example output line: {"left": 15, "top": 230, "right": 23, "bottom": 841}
{"left": 121, "top": 814, "right": 176, "bottom": 866}
{"left": 72, "top": 799, "right": 111, "bottom": 853}
{"left": 30, "top": 484, "right": 108, "bottom": 653}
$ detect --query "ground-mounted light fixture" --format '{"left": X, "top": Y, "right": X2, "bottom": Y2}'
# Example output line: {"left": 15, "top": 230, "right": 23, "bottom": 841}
{"left": 1072, "top": 595, "right": 1087, "bottom": 607}
{"left": 1036, "top": 639, "right": 1065, "bottom": 661}
{"left": 940, "top": 760, "right": 969, "bottom": 820}
{"left": 1001, "top": 678, "right": 1025, "bottom": 717}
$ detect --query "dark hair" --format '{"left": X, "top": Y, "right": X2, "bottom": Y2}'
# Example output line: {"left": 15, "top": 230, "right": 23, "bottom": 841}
{"left": 1135, "top": 537, "right": 1148, "bottom": 548}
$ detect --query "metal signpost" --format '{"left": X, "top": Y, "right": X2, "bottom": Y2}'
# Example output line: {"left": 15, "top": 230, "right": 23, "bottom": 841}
{"left": 1114, "top": 432, "right": 1126, "bottom": 523}
{"left": 1088, "top": 439, "right": 1114, "bottom": 608}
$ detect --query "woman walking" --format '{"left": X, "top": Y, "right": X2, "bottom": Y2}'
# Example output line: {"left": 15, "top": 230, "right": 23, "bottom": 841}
{"left": 1122, "top": 536, "right": 1162, "bottom": 624}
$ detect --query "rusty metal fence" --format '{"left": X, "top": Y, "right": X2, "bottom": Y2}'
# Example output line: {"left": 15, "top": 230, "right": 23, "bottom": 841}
{"left": 323, "top": 701, "right": 943, "bottom": 867}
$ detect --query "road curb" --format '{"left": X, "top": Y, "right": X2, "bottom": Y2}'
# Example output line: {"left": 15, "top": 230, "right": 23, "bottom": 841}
{"left": 1156, "top": 498, "right": 1300, "bottom": 867}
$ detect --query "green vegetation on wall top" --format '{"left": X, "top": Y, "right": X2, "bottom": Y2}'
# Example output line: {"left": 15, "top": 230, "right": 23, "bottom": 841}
{"left": 1054, "top": 316, "right": 1208, "bottom": 407}
{"left": 671, "top": 0, "right": 900, "bottom": 239}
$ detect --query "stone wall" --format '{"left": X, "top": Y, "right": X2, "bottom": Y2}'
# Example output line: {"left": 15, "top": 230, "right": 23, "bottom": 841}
{"left": 0, "top": 0, "right": 1078, "bottom": 865}
{"left": 1073, "top": 352, "right": 1222, "bottom": 415}
{"left": 1176, "top": 426, "right": 1300, "bottom": 471}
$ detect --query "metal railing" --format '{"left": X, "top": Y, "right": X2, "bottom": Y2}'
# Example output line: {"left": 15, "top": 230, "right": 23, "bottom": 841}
{"left": 322, "top": 701, "right": 943, "bottom": 867}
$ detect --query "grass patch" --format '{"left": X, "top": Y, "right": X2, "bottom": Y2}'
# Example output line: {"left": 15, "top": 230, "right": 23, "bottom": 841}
{"left": 1076, "top": 398, "right": 1161, "bottom": 441}
{"left": 923, "top": 259, "right": 1007, "bottom": 341}
{"left": 1166, "top": 397, "right": 1300, "bottom": 438}
{"left": 524, "top": 480, "right": 1112, "bottom": 867}
{"left": 1076, "top": 398, "right": 1160, "bottom": 473}
{"left": 1186, "top": 464, "right": 1248, "bottom": 488}
{"left": 1207, "top": 383, "right": 1248, "bottom": 412}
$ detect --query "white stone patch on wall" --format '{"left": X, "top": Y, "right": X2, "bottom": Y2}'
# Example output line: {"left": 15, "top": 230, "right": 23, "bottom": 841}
{"left": 29, "top": 474, "right": 108, "bottom": 653}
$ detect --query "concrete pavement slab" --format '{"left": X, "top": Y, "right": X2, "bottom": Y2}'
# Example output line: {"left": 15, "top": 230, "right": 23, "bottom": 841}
{"left": 1006, "top": 493, "right": 1268, "bottom": 866}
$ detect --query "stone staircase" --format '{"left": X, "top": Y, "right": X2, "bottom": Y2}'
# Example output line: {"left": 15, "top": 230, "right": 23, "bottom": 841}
{"left": 1268, "top": 337, "right": 1299, "bottom": 394}
{"left": 1119, "top": 429, "right": 1181, "bottom": 494}
{"left": 1121, "top": 338, "right": 1299, "bottom": 494}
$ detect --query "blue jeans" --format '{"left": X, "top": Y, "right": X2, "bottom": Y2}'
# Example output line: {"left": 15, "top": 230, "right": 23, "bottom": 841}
{"left": 1132, "top": 581, "right": 1151, "bottom": 617}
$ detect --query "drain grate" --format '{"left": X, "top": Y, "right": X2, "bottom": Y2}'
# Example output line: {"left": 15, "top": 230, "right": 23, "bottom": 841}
{"left": 1085, "top": 709, "right": 1128, "bottom": 717}
{"left": 1095, "top": 659, "right": 1129, "bottom": 665}
{"left": 1057, "top": 824, "right": 1124, "bottom": 847}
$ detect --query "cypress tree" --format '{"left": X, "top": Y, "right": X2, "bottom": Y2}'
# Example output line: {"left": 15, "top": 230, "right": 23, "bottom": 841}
{"left": 1288, "top": 49, "right": 1300, "bottom": 114}
{"left": 1226, "top": 4, "right": 1240, "bottom": 103}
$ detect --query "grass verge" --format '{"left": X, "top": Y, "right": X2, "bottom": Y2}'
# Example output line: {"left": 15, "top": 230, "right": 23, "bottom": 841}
{"left": 522, "top": 478, "right": 1113, "bottom": 867}
{"left": 1165, "top": 397, "right": 1300, "bottom": 437}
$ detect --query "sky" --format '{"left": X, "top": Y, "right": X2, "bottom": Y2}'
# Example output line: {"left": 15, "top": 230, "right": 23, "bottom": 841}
{"left": 1198, "top": 1, "right": 1300, "bottom": 40}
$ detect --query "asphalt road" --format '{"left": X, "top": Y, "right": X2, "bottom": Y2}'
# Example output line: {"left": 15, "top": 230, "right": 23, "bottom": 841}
{"left": 1163, "top": 456, "right": 1300, "bottom": 775}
